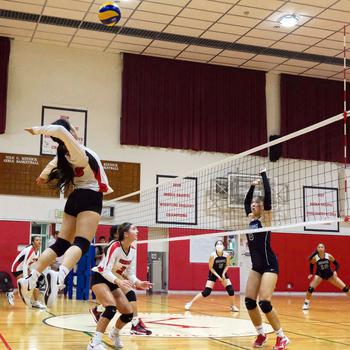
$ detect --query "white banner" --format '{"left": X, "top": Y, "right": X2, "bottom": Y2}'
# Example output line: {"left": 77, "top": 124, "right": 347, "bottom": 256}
{"left": 303, "top": 186, "right": 339, "bottom": 232}
{"left": 156, "top": 175, "right": 197, "bottom": 225}
{"left": 40, "top": 106, "right": 87, "bottom": 155}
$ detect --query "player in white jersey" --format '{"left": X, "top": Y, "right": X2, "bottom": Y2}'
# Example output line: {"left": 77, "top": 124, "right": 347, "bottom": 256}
{"left": 184, "top": 240, "right": 239, "bottom": 312}
{"left": 7, "top": 236, "right": 45, "bottom": 309}
{"left": 88, "top": 223, "right": 152, "bottom": 350}
{"left": 18, "top": 119, "right": 112, "bottom": 308}
{"left": 90, "top": 224, "right": 152, "bottom": 335}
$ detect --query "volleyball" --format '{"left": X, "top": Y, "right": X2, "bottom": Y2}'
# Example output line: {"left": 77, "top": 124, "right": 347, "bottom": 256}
{"left": 98, "top": 2, "right": 121, "bottom": 26}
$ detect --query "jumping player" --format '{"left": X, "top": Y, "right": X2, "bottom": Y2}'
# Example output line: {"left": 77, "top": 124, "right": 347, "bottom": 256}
{"left": 244, "top": 169, "right": 289, "bottom": 350}
{"left": 18, "top": 119, "right": 112, "bottom": 308}
{"left": 302, "top": 243, "right": 350, "bottom": 310}
{"left": 185, "top": 240, "right": 239, "bottom": 312}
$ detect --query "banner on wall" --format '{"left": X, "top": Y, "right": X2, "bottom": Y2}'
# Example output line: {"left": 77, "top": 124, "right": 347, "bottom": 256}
{"left": 156, "top": 175, "right": 197, "bottom": 225}
{"left": 303, "top": 186, "right": 339, "bottom": 232}
{"left": 40, "top": 106, "right": 87, "bottom": 155}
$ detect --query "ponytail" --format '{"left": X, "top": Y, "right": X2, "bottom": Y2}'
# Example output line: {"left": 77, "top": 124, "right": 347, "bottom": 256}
{"left": 117, "top": 222, "right": 132, "bottom": 241}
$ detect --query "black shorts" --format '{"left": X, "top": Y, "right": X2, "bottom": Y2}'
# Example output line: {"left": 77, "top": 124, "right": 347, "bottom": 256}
{"left": 252, "top": 255, "right": 279, "bottom": 275}
{"left": 90, "top": 272, "right": 118, "bottom": 292}
{"left": 12, "top": 271, "right": 22, "bottom": 278}
{"left": 208, "top": 271, "right": 229, "bottom": 282}
{"left": 316, "top": 270, "right": 334, "bottom": 280}
{"left": 64, "top": 189, "right": 103, "bottom": 217}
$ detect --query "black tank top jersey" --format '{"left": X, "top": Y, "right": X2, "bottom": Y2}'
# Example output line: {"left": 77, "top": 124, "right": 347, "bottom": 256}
{"left": 247, "top": 217, "right": 278, "bottom": 273}
{"left": 210, "top": 251, "right": 228, "bottom": 274}
{"left": 315, "top": 253, "right": 333, "bottom": 277}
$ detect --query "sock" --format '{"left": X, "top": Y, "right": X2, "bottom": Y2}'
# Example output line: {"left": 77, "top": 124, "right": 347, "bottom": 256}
{"left": 131, "top": 317, "right": 138, "bottom": 327}
{"left": 92, "top": 331, "right": 103, "bottom": 344}
{"left": 256, "top": 325, "right": 265, "bottom": 335}
{"left": 30, "top": 269, "right": 41, "bottom": 282}
{"left": 58, "top": 265, "right": 70, "bottom": 285}
{"left": 275, "top": 328, "right": 285, "bottom": 338}
{"left": 304, "top": 299, "right": 310, "bottom": 304}
{"left": 111, "top": 326, "right": 120, "bottom": 336}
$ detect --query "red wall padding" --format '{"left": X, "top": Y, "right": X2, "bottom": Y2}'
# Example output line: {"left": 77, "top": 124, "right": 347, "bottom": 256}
{"left": 168, "top": 228, "right": 240, "bottom": 291}
{"left": 272, "top": 232, "right": 350, "bottom": 292}
{"left": 0, "top": 221, "right": 31, "bottom": 286}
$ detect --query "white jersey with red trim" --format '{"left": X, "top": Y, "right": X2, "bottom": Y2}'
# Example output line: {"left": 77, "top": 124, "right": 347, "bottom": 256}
{"left": 33, "top": 125, "right": 113, "bottom": 194}
{"left": 92, "top": 241, "right": 138, "bottom": 285}
{"left": 11, "top": 245, "right": 40, "bottom": 277}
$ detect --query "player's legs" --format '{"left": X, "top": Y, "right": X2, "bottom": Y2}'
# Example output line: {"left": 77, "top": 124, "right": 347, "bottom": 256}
{"left": 222, "top": 277, "right": 239, "bottom": 311}
{"left": 302, "top": 275, "right": 323, "bottom": 310}
{"left": 328, "top": 275, "right": 350, "bottom": 296}
{"left": 185, "top": 280, "right": 215, "bottom": 310}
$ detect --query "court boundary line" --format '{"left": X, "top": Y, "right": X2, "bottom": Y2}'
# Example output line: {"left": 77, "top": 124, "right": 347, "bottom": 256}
{"left": 0, "top": 333, "right": 13, "bottom": 350}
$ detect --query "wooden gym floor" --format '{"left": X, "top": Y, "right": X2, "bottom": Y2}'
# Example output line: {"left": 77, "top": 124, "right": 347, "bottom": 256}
{"left": 0, "top": 293, "right": 350, "bottom": 350}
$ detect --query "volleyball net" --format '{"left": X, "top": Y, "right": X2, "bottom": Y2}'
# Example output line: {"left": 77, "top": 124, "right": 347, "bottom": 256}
{"left": 104, "top": 112, "right": 350, "bottom": 243}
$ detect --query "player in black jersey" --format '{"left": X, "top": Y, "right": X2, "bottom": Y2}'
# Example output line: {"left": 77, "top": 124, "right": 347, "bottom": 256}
{"left": 244, "top": 169, "right": 289, "bottom": 350}
{"left": 302, "top": 243, "right": 350, "bottom": 310}
{"left": 184, "top": 240, "right": 239, "bottom": 312}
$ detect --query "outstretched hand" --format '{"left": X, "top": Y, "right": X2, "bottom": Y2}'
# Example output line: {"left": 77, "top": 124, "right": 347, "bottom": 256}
{"left": 252, "top": 179, "right": 260, "bottom": 186}
{"left": 35, "top": 177, "right": 47, "bottom": 185}
{"left": 25, "top": 128, "right": 35, "bottom": 135}
{"left": 136, "top": 281, "right": 153, "bottom": 290}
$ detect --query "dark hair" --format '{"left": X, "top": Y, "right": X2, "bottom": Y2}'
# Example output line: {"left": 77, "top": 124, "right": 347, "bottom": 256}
{"left": 117, "top": 222, "right": 132, "bottom": 241}
{"left": 109, "top": 225, "right": 119, "bottom": 242}
{"left": 31, "top": 235, "right": 40, "bottom": 244}
{"left": 215, "top": 240, "right": 224, "bottom": 247}
{"left": 47, "top": 119, "right": 75, "bottom": 191}
{"left": 308, "top": 243, "right": 325, "bottom": 261}
{"left": 99, "top": 236, "right": 106, "bottom": 241}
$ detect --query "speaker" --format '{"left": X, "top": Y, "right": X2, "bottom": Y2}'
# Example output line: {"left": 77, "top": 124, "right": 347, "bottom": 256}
{"left": 269, "top": 135, "right": 282, "bottom": 162}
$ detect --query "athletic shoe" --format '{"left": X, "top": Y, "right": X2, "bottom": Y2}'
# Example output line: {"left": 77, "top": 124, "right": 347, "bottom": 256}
{"left": 231, "top": 305, "right": 239, "bottom": 312}
{"left": 184, "top": 302, "right": 192, "bottom": 311}
{"left": 302, "top": 302, "right": 310, "bottom": 310}
{"left": 138, "top": 318, "right": 152, "bottom": 335}
{"left": 18, "top": 277, "right": 34, "bottom": 307}
{"left": 32, "top": 301, "right": 46, "bottom": 309}
{"left": 253, "top": 334, "right": 267, "bottom": 348}
{"left": 44, "top": 270, "right": 60, "bottom": 307}
{"left": 108, "top": 329, "right": 123, "bottom": 348}
{"left": 89, "top": 306, "right": 102, "bottom": 323}
{"left": 131, "top": 320, "right": 152, "bottom": 335}
{"left": 6, "top": 291, "right": 14, "bottom": 306}
{"left": 87, "top": 340, "right": 107, "bottom": 350}
{"left": 273, "top": 336, "right": 290, "bottom": 350}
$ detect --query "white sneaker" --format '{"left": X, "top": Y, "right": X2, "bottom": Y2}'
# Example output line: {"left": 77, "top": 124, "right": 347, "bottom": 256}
{"left": 302, "top": 302, "right": 310, "bottom": 310}
{"left": 231, "top": 305, "right": 239, "bottom": 312}
{"left": 32, "top": 301, "right": 46, "bottom": 309}
{"left": 185, "top": 302, "right": 192, "bottom": 311}
{"left": 18, "top": 277, "right": 34, "bottom": 307}
{"left": 45, "top": 270, "right": 60, "bottom": 307}
{"left": 6, "top": 291, "right": 14, "bottom": 306}
{"left": 109, "top": 329, "right": 123, "bottom": 348}
{"left": 87, "top": 340, "right": 107, "bottom": 350}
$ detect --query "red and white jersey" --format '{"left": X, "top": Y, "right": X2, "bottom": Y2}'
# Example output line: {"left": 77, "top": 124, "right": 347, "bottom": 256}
{"left": 92, "top": 241, "right": 138, "bottom": 284}
{"left": 11, "top": 245, "right": 40, "bottom": 277}
{"left": 33, "top": 124, "right": 113, "bottom": 194}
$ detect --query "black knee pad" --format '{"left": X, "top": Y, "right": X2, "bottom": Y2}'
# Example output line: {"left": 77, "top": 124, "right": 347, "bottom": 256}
{"left": 49, "top": 237, "right": 71, "bottom": 257}
{"left": 73, "top": 236, "right": 91, "bottom": 256}
{"left": 126, "top": 290, "right": 137, "bottom": 302}
{"left": 259, "top": 300, "right": 273, "bottom": 314}
{"left": 245, "top": 297, "right": 257, "bottom": 310}
{"left": 120, "top": 313, "right": 133, "bottom": 323}
{"left": 308, "top": 286, "right": 314, "bottom": 293}
{"left": 343, "top": 286, "right": 349, "bottom": 293}
{"left": 101, "top": 305, "right": 117, "bottom": 320}
{"left": 225, "top": 285, "right": 234, "bottom": 296}
{"left": 201, "top": 287, "right": 212, "bottom": 297}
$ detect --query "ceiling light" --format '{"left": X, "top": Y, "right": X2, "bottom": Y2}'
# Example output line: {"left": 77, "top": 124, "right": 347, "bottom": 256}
{"left": 278, "top": 14, "right": 300, "bottom": 28}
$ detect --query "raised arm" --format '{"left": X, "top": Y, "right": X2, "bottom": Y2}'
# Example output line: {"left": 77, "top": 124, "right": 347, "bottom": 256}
{"left": 244, "top": 183, "right": 256, "bottom": 216}
{"left": 260, "top": 169, "right": 272, "bottom": 226}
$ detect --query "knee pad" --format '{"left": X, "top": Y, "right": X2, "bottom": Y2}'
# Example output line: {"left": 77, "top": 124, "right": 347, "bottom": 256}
{"left": 308, "top": 286, "right": 314, "bottom": 294}
{"left": 225, "top": 285, "right": 234, "bottom": 296}
{"left": 259, "top": 300, "right": 273, "bottom": 314}
{"left": 73, "top": 236, "right": 91, "bottom": 256}
{"left": 120, "top": 313, "right": 133, "bottom": 323}
{"left": 343, "top": 286, "right": 349, "bottom": 293}
{"left": 101, "top": 305, "right": 117, "bottom": 320}
{"left": 126, "top": 290, "right": 137, "bottom": 302}
{"left": 49, "top": 237, "right": 71, "bottom": 257}
{"left": 245, "top": 297, "right": 257, "bottom": 310}
{"left": 201, "top": 287, "right": 212, "bottom": 297}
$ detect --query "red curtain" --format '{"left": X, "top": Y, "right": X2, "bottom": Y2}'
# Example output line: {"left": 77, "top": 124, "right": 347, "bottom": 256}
{"left": 0, "top": 37, "right": 10, "bottom": 134}
{"left": 121, "top": 54, "right": 267, "bottom": 155}
{"left": 281, "top": 74, "right": 350, "bottom": 163}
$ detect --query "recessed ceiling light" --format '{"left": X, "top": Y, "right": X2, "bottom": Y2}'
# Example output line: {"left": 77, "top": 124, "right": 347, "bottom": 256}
{"left": 278, "top": 14, "right": 300, "bottom": 28}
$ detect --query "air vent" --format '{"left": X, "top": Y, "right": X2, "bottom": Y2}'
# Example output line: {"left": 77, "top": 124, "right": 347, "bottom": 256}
{"left": 0, "top": 8, "right": 344, "bottom": 67}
